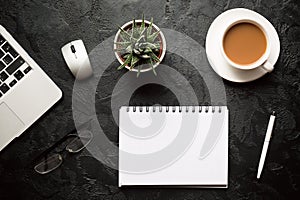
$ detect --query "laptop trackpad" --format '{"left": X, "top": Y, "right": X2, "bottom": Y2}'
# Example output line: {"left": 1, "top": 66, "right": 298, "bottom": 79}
{"left": 0, "top": 103, "right": 25, "bottom": 149}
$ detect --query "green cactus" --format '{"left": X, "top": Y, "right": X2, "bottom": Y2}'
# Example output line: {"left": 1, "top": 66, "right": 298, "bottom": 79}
{"left": 115, "top": 15, "right": 161, "bottom": 77}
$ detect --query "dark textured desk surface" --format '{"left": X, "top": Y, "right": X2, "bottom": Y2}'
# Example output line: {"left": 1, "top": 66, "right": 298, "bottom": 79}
{"left": 0, "top": 0, "right": 299, "bottom": 199}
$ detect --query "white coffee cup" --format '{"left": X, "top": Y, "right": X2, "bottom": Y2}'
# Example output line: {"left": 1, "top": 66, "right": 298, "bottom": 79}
{"left": 220, "top": 19, "right": 273, "bottom": 72}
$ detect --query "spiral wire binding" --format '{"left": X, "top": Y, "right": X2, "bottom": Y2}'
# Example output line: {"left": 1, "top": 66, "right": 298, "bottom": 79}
{"left": 172, "top": 107, "right": 176, "bottom": 112}
{"left": 205, "top": 106, "right": 209, "bottom": 113}
{"left": 126, "top": 106, "right": 223, "bottom": 113}
{"left": 192, "top": 106, "right": 195, "bottom": 113}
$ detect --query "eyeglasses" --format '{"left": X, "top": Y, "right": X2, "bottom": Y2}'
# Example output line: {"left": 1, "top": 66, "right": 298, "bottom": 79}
{"left": 33, "top": 122, "right": 93, "bottom": 174}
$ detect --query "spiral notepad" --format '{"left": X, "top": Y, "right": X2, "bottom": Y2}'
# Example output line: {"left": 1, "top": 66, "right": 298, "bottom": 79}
{"left": 119, "top": 106, "right": 228, "bottom": 188}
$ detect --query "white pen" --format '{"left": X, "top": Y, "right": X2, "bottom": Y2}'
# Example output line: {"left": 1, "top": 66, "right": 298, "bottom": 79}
{"left": 257, "top": 111, "right": 276, "bottom": 179}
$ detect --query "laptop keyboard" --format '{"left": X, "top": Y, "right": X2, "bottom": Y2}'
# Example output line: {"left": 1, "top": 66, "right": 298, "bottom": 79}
{"left": 0, "top": 34, "right": 32, "bottom": 98}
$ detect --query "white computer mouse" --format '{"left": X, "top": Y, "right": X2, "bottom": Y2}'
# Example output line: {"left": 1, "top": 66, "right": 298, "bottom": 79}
{"left": 61, "top": 39, "right": 93, "bottom": 80}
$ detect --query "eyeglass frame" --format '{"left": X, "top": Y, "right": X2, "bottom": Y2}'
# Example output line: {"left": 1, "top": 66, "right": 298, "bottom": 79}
{"left": 32, "top": 119, "right": 93, "bottom": 174}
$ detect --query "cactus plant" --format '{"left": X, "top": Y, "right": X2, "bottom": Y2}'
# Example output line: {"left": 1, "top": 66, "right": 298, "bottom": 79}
{"left": 114, "top": 16, "right": 163, "bottom": 77}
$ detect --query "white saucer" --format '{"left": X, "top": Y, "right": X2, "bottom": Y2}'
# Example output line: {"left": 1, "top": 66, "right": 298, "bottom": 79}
{"left": 206, "top": 8, "right": 280, "bottom": 83}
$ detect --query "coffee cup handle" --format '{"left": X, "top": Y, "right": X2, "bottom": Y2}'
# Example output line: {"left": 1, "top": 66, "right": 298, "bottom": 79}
{"left": 261, "top": 61, "right": 274, "bottom": 72}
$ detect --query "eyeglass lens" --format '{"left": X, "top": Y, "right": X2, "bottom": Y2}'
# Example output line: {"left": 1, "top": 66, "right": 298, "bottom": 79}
{"left": 66, "top": 130, "right": 93, "bottom": 153}
{"left": 34, "top": 154, "right": 63, "bottom": 174}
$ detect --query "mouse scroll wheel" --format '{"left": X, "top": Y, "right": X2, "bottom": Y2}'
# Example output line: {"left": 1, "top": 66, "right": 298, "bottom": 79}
{"left": 70, "top": 45, "right": 76, "bottom": 53}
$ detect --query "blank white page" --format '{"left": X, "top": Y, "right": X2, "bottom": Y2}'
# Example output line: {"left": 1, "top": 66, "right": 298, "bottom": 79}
{"left": 119, "top": 106, "right": 228, "bottom": 188}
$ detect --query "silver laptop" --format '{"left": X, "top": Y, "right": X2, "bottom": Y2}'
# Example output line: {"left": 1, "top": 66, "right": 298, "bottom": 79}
{"left": 0, "top": 25, "right": 62, "bottom": 151}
